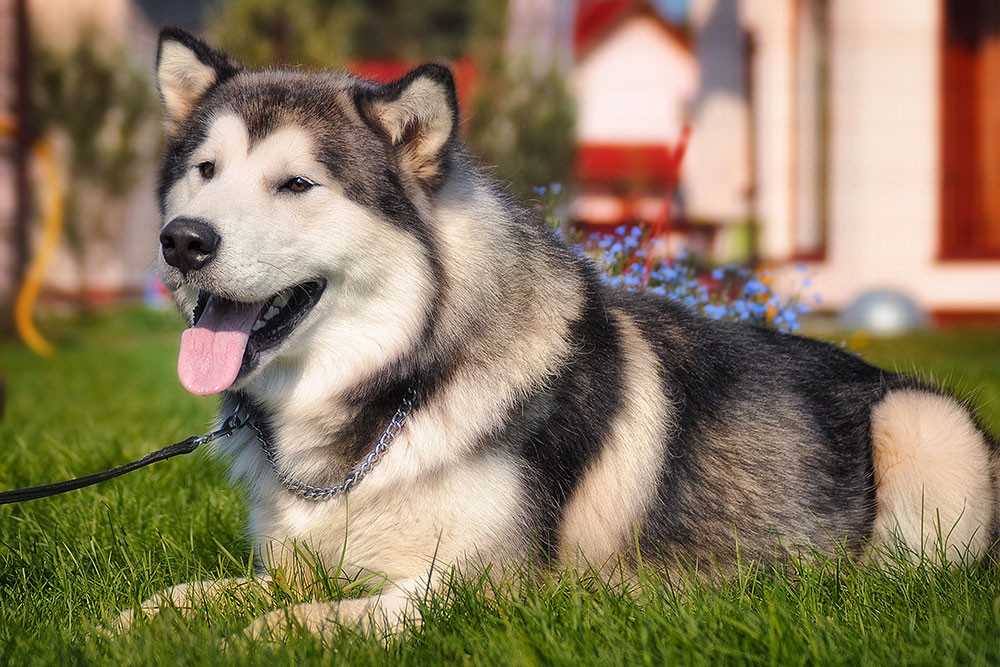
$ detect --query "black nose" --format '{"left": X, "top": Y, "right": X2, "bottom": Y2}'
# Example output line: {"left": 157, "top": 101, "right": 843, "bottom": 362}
{"left": 160, "top": 218, "right": 220, "bottom": 274}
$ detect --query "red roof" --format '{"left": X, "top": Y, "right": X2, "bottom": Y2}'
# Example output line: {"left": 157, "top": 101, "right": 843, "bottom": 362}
{"left": 348, "top": 59, "right": 478, "bottom": 115}
{"left": 574, "top": 0, "right": 691, "bottom": 58}
{"left": 576, "top": 143, "right": 686, "bottom": 186}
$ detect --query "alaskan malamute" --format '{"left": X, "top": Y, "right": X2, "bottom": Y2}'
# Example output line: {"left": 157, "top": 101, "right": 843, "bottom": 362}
{"left": 119, "top": 28, "right": 999, "bottom": 638}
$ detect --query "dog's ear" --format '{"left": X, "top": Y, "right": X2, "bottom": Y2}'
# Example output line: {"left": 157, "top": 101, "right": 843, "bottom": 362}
{"left": 156, "top": 27, "right": 240, "bottom": 136}
{"left": 356, "top": 64, "right": 459, "bottom": 189}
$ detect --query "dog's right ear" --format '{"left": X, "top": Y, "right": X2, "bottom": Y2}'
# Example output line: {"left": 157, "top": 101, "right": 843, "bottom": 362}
{"left": 354, "top": 64, "right": 460, "bottom": 190}
{"left": 156, "top": 28, "right": 240, "bottom": 136}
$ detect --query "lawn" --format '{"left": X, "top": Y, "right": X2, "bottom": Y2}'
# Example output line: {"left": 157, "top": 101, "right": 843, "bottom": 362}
{"left": 0, "top": 309, "right": 998, "bottom": 665}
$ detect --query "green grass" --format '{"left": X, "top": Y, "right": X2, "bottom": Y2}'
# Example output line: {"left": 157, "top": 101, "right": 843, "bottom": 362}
{"left": 0, "top": 309, "right": 998, "bottom": 665}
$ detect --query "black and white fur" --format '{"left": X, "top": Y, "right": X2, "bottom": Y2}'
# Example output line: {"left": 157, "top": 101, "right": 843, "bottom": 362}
{"left": 117, "top": 29, "right": 1000, "bottom": 638}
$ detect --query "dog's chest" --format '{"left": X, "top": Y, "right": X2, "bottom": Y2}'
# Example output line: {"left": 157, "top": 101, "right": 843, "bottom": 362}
{"left": 242, "top": 443, "right": 529, "bottom": 581}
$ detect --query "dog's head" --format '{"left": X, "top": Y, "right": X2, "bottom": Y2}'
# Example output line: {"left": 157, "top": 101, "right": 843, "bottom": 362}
{"left": 154, "top": 29, "right": 454, "bottom": 399}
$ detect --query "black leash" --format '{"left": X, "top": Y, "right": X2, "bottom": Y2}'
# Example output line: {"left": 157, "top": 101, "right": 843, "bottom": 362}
{"left": 0, "top": 410, "right": 249, "bottom": 506}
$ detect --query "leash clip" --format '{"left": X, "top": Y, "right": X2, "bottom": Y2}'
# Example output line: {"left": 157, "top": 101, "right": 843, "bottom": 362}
{"left": 219, "top": 401, "right": 251, "bottom": 436}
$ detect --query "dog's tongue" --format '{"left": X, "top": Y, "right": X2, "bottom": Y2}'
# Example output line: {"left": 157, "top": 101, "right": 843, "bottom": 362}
{"left": 178, "top": 296, "right": 263, "bottom": 396}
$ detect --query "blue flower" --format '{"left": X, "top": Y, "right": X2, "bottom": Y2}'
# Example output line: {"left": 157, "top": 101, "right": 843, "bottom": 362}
{"left": 743, "top": 279, "right": 767, "bottom": 297}
{"left": 573, "top": 222, "right": 818, "bottom": 333}
{"left": 704, "top": 304, "right": 727, "bottom": 320}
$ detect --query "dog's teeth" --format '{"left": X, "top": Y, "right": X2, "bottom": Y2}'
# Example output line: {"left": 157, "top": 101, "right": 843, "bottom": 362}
{"left": 265, "top": 306, "right": 280, "bottom": 320}
{"left": 273, "top": 293, "right": 290, "bottom": 309}
{"left": 252, "top": 320, "right": 265, "bottom": 332}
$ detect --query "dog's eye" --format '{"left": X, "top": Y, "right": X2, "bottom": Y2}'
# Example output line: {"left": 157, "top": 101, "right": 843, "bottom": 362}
{"left": 196, "top": 161, "right": 215, "bottom": 180}
{"left": 279, "top": 177, "right": 315, "bottom": 194}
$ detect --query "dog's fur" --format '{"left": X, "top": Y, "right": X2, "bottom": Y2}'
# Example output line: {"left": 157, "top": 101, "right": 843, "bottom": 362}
{"left": 121, "top": 29, "right": 1000, "bottom": 638}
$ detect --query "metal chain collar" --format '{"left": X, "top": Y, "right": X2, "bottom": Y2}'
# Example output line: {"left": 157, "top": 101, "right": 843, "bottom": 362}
{"left": 239, "top": 386, "right": 418, "bottom": 502}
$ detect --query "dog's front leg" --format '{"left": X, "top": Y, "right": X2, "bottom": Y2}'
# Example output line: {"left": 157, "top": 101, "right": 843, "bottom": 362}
{"left": 110, "top": 576, "right": 273, "bottom": 634}
{"left": 240, "top": 577, "right": 428, "bottom": 641}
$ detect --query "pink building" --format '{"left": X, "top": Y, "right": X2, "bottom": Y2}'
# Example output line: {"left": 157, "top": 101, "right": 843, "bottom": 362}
{"left": 570, "top": 1, "right": 698, "bottom": 229}
{"left": 742, "top": 0, "right": 1000, "bottom": 319}
{"left": 561, "top": 0, "right": 1000, "bottom": 318}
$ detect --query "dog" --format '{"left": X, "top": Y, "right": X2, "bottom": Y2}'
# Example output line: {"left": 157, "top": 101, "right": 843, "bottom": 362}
{"left": 118, "top": 27, "right": 999, "bottom": 639}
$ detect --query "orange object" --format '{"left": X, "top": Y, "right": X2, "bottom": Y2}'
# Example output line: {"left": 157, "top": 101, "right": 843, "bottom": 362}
{"left": 14, "top": 138, "right": 63, "bottom": 356}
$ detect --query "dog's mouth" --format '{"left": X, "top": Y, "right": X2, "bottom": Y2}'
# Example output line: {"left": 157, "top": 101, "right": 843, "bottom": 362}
{"left": 177, "top": 279, "right": 326, "bottom": 396}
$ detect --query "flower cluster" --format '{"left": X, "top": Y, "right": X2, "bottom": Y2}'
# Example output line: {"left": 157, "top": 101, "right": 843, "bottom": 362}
{"left": 582, "top": 224, "right": 816, "bottom": 333}
{"left": 532, "top": 186, "right": 817, "bottom": 333}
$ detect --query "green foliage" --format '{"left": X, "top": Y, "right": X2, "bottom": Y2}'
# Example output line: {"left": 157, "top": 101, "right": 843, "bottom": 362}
{"left": 1, "top": 310, "right": 999, "bottom": 664}
{"left": 348, "top": 0, "right": 473, "bottom": 61}
{"left": 29, "top": 32, "right": 154, "bottom": 257}
{"left": 206, "top": 0, "right": 577, "bottom": 199}
{"left": 466, "top": 63, "right": 576, "bottom": 200}
{"left": 206, "top": 0, "right": 478, "bottom": 67}
{"left": 206, "top": 0, "right": 359, "bottom": 68}
{"left": 461, "top": 0, "right": 576, "bottom": 200}
{"left": 30, "top": 35, "right": 153, "bottom": 199}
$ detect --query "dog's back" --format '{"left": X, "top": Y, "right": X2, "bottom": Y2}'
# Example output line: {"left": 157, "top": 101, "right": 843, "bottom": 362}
{"left": 429, "top": 176, "right": 999, "bottom": 565}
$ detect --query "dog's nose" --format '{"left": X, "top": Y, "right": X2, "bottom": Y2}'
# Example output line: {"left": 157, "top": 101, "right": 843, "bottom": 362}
{"left": 160, "top": 218, "right": 220, "bottom": 274}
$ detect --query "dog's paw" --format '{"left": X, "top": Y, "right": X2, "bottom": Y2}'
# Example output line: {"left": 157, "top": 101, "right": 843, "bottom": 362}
{"left": 236, "top": 597, "right": 413, "bottom": 643}
{"left": 94, "top": 608, "right": 137, "bottom": 639}
{"left": 101, "top": 598, "right": 177, "bottom": 637}
{"left": 240, "top": 603, "right": 328, "bottom": 642}
{"left": 100, "top": 580, "right": 219, "bottom": 637}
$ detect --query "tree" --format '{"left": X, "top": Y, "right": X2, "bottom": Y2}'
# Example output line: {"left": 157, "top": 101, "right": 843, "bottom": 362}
{"left": 206, "top": 0, "right": 474, "bottom": 67}
{"left": 206, "top": 0, "right": 576, "bottom": 199}
{"left": 466, "top": 62, "right": 576, "bottom": 201}
{"left": 206, "top": 0, "right": 357, "bottom": 67}
{"left": 29, "top": 32, "right": 155, "bottom": 304}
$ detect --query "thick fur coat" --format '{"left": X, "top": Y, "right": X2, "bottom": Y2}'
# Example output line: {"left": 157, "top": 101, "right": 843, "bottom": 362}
{"left": 115, "top": 28, "right": 1000, "bottom": 638}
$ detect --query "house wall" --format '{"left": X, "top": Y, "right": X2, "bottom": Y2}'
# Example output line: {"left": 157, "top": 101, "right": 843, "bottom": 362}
{"left": 805, "top": 0, "right": 1000, "bottom": 312}
{"left": 684, "top": 0, "right": 752, "bottom": 225}
{"left": 573, "top": 15, "right": 697, "bottom": 144}
{"left": 506, "top": 0, "right": 576, "bottom": 74}
{"left": 744, "top": 0, "right": 796, "bottom": 259}
{"left": 757, "top": 0, "right": 1000, "bottom": 312}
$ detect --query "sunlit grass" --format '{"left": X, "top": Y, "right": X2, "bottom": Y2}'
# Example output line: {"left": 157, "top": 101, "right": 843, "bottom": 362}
{"left": 0, "top": 309, "right": 997, "bottom": 665}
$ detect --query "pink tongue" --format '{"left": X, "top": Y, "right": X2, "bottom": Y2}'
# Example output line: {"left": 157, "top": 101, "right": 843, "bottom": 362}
{"left": 177, "top": 296, "right": 263, "bottom": 396}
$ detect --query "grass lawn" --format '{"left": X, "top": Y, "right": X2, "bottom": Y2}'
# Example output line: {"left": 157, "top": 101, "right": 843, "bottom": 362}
{"left": 0, "top": 308, "right": 998, "bottom": 665}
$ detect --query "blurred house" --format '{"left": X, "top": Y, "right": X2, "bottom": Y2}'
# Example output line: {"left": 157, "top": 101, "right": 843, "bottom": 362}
{"left": 555, "top": 0, "right": 1000, "bottom": 317}
{"left": 736, "top": 0, "right": 1000, "bottom": 317}
{"left": 569, "top": 1, "right": 698, "bottom": 229}
{"left": 3, "top": 0, "right": 999, "bottom": 320}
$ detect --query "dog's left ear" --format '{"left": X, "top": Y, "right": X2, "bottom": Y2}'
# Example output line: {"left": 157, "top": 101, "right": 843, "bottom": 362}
{"left": 356, "top": 64, "right": 459, "bottom": 189}
{"left": 156, "top": 28, "right": 240, "bottom": 136}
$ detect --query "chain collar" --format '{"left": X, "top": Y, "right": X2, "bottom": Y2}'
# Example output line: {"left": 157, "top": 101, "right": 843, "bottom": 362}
{"left": 235, "top": 386, "right": 418, "bottom": 502}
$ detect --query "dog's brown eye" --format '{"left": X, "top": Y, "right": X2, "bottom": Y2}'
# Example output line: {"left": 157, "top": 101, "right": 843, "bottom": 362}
{"left": 197, "top": 161, "right": 215, "bottom": 180}
{"left": 280, "top": 177, "right": 315, "bottom": 194}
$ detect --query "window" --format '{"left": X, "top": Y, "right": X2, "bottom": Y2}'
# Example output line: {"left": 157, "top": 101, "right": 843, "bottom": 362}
{"left": 792, "top": 0, "right": 830, "bottom": 259}
{"left": 940, "top": 0, "right": 1000, "bottom": 259}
